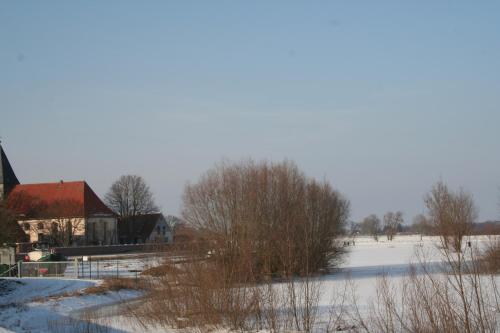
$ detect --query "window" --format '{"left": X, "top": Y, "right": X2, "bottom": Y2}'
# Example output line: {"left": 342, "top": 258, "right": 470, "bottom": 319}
{"left": 162, "top": 226, "right": 166, "bottom": 235}
{"left": 156, "top": 225, "right": 161, "bottom": 234}
{"left": 24, "top": 223, "right": 30, "bottom": 231}
{"left": 37, "top": 222, "right": 44, "bottom": 230}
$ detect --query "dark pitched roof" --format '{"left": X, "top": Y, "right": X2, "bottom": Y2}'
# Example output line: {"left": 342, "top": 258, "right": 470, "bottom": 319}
{"left": 8, "top": 181, "right": 115, "bottom": 218}
{"left": 118, "top": 213, "right": 167, "bottom": 242}
{"left": 0, "top": 144, "right": 20, "bottom": 189}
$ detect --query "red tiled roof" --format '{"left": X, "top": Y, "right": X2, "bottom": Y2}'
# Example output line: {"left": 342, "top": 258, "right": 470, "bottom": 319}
{"left": 8, "top": 181, "right": 114, "bottom": 218}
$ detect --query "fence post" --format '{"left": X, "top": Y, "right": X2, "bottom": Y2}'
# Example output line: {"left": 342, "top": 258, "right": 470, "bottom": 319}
{"left": 116, "top": 259, "right": 119, "bottom": 278}
{"left": 74, "top": 258, "right": 78, "bottom": 279}
{"left": 18, "top": 261, "right": 21, "bottom": 278}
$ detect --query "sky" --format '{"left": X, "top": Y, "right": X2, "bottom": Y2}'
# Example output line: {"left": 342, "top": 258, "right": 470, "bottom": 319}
{"left": 1, "top": 1, "right": 499, "bottom": 223}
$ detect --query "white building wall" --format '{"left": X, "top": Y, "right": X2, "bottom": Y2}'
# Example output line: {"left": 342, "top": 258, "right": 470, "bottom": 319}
{"left": 86, "top": 216, "right": 118, "bottom": 245}
{"left": 146, "top": 216, "right": 172, "bottom": 244}
{"left": 18, "top": 216, "right": 118, "bottom": 245}
{"left": 18, "top": 217, "right": 86, "bottom": 243}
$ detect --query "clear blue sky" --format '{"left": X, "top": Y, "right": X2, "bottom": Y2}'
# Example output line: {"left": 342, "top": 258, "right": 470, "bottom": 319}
{"left": 1, "top": 1, "right": 499, "bottom": 222}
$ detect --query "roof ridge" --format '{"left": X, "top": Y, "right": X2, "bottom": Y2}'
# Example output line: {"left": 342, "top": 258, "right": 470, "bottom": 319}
{"left": 15, "top": 180, "right": 85, "bottom": 186}
{"left": 82, "top": 181, "right": 116, "bottom": 217}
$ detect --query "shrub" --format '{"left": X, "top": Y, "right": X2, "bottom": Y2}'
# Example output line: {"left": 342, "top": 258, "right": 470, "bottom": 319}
{"left": 182, "top": 159, "right": 350, "bottom": 277}
{"left": 481, "top": 238, "right": 500, "bottom": 274}
{"left": 83, "top": 278, "right": 143, "bottom": 295}
{"left": 137, "top": 245, "right": 324, "bottom": 332}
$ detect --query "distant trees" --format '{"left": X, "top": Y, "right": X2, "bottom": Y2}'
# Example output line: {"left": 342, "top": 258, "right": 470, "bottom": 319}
{"left": 348, "top": 221, "right": 361, "bottom": 236}
{"left": 354, "top": 213, "right": 405, "bottom": 240}
{"left": 360, "top": 214, "right": 381, "bottom": 240}
{"left": 424, "top": 181, "right": 477, "bottom": 252}
{"left": 411, "top": 214, "right": 432, "bottom": 240}
{"left": 182, "top": 159, "right": 350, "bottom": 276}
{"left": 105, "top": 175, "right": 158, "bottom": 218}
{"left": 383, "top": 211, "right": 403, "bottom": 241}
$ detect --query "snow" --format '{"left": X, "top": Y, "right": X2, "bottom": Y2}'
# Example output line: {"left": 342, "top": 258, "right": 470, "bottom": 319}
{"left": 0, "top": 278, "right": 141, "bottom": 333}
{"left": 0, "top": 235, "right": 498, "bottom": 332}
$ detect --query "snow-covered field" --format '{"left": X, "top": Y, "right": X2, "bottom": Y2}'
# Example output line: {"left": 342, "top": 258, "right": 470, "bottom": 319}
{"left": 0, "top": 279, "right": 141, "bottom": 333}
{"left": 0, "top": 235, "right": 498, "bottom": 332}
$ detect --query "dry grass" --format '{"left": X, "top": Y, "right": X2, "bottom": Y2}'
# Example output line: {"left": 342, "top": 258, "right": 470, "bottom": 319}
{"left": 140, "top": 263, "right": 183, "bottom": 277}
{"left": 345, "top": 241, "right": 500, "bottom": 333}
{"left": 133, "top": 243, "right": 326, "bottom": 333}
{"left": 31, "top": 277, "right": 146, "bottom": 303}
{"left": 481, "top": 239, "right": 500, "bottom": 274}
{"left": 83, "top": 278, "right": 144, "bottom": 295}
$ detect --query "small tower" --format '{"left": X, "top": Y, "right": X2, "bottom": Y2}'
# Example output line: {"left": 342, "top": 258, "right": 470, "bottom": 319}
{"left": 0, "top": 142, "right": 20, "bottom": 200}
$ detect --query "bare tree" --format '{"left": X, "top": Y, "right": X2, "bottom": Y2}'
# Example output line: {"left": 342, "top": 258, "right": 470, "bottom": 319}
{"left": 383, "top": 211, "right": 403, "bottom": 241}
{"left": 43, "top": 200, "right": 86, "bottom": 246}
{"left": 182, "top": 159, "right": 350, "bottom": 276}
{"left": 105, "top": 175, "right": 158, "bottom": 218}
{"left": 424, "top": 181, "right": 477, "bottom": 252}
{"left": 360, "top": 214, "right": 381, "bottom": 240}
{"left": 348, "top": 221, "right": 360, "bottom": 236}
{"left": 411, "top": 214, "right": 431, "bottom": 240}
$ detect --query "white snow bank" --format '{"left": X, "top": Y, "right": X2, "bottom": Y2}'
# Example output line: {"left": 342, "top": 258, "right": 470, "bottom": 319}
{"left": 0, "top": 278, "right": 141, "bottom": 333}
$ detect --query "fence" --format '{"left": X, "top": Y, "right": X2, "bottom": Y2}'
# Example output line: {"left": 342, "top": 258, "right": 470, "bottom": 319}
{"left": 18, "top": 258, "right": 146, "bottom": 279}
{"left": 19, "top": 261, "right": 74, "bottom": 278}
{"left": 52, "top": 243, "right": 171, "bottom": 257}
{"left": 0, "top": 264, "right": 17, "bottom": 277}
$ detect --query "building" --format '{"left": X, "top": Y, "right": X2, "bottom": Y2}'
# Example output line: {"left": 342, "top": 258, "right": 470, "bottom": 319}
{"left": 0, "top": 143, "right": 20, "bottom": 201}
{"left": 1, "top": 142, "right": 117, "bottom": 246}
{"left": 9, "top": 181, "right": 118, "bottom": 246}
{"left": 118, "top": 213, "right": 172, "bottom": 244}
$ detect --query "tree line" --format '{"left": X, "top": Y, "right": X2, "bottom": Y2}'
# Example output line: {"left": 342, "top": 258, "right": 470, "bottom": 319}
{"left": 0, "top": 159, "right": 498, "bottom": 268}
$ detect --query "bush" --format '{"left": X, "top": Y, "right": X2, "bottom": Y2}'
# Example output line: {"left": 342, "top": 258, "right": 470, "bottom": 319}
{"left": 141, "top": 263, "right": 183, "bottom": 277}
{"left": 182, "top": 159, "right": 350, "bottom": 277}
{"left": 83, "top": 278, "right": 143, "bottom": 295}
{"left": 481, "top": 238, "right": 500, "bottom": 274}
{"left": 137, "top": 246, "right": 324, "bottom": 332}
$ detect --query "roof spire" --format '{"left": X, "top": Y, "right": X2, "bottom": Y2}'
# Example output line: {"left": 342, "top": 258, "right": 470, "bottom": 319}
{"left": 0, "top": 142, "right": 20, "bottom": 200}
